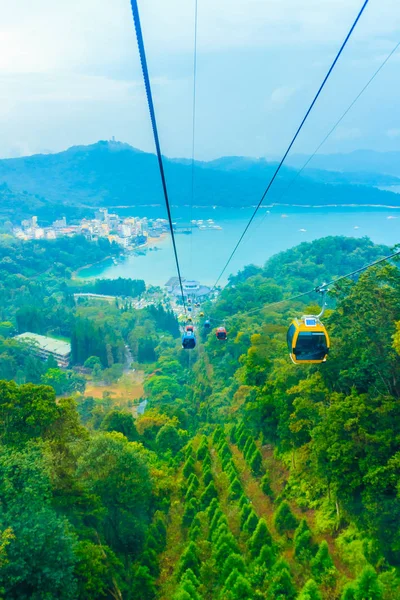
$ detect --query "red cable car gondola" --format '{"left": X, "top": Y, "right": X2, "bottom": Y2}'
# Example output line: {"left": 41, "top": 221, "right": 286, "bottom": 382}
{"left": 216, "top": 326, "right": 227, "bottom": 341}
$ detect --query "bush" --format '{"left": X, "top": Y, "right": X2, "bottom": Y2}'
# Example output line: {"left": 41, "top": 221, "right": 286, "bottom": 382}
{"left": 274, "top": 501, "right": 298, "bottom": 535}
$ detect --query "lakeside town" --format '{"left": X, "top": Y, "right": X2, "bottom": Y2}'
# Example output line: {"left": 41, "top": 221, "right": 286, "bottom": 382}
{"left": 12, "top": 208, "right": 222, "bottom": 250}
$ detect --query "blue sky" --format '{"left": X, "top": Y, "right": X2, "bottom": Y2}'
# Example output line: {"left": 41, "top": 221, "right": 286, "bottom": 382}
{"left": 1, "top": 0, "right": 400, "bottom": 160}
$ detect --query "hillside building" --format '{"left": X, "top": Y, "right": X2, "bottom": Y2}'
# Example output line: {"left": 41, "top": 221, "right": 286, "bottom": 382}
{"left": 15, "top": 332, "right": 71, "bottom": 368}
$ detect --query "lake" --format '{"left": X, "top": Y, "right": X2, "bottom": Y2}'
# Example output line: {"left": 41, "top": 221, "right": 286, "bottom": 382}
{"left": 77, "top": 206, "right": 400, "bottom": 286}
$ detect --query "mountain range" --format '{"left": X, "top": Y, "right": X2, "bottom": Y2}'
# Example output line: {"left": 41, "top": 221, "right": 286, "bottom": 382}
{"left": 1, "top": 141, "right": 400, "bottom": 221}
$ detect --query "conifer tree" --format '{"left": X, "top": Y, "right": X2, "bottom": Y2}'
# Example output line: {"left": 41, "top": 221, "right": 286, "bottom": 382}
{"left": 273, "top": 501, "right": 298, "bottom": 535}
{"left": 207, "top": 497, "right": 219, "bottom": 521}
{"left": 240, "top": 503, "right": 252, "bottom": 528}
{"left": 249, "top": 448, "right": 263, "bottom": 476}
{"left": 257, "top": 544, "right": 275, "bottom": 569}
{"left": 243, "top": 510, "right": 258, "bottom": 534}
{"left": 131, "top": 565, "right": 157, "bottom": 600}
{"left": 231, "top": 574, "right": 253, "bottom": 599}
{"left": 249, "top": 518, "right": 273, "bottom": 557}
{"left": 182, "top": 498, "right": 199, "bottom": 528}
{"left": 260, "top": 472, "right": 273, "bottom": 496}
{"left": 354, "top": 566, "right": 383, "bottom": 600}
{"left": 222, "top": 554, "right": 246, "bottom": 581}
{"left": 340, "top": 584, "right": 356, "bottom": 600}
{"left": 183, "top": 456, "right": 195, "bottom": 479}
{"left": 298, "top": 579, "right": 323, "bottom": 600}
{"left": 200, "top": 481, "right": 218, "bottom": 509}
{"left": 238, "top": 432, "right": 249, "bottom": 451}
{"left": 203, "top": 468, "right": 213, "bottom": 487}
{"left": 294, "top": 530, "right": 314, "bottom": 562}
{"left": 311, "top": 540, "right": 336, "bottom": 583}
{"left": 177, "top": 542, "right": 200, "bottom": 578}
{"left": 229, "top": 477, "right": 242, "bottom": 500}
{"left": 196, "top": 437, "right": 208, "bottom": 461}
{"left": 267, "top": 566, "right": 296, "bottom": 600}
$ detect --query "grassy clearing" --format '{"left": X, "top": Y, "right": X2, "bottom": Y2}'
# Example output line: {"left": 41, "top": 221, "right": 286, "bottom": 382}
{"left": 84, "top": 371, "right": 144, "bottom": 413}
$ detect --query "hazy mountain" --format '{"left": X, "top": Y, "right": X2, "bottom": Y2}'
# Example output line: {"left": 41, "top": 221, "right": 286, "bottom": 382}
{"left": 0, "top": 141, "right": 399, "bottom": 221}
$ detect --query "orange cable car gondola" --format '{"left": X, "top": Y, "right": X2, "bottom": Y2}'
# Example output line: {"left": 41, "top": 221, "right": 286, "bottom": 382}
{"left": 216, "top": 326, "right": 227, "bottom": 341}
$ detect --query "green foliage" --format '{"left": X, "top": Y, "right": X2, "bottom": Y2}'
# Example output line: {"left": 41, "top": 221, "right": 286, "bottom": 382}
{"left": 229, "top": 477, "right": 242, "bottom": 500}
{"left": 257, "top": 544, "right": 276, "bottom": 569}
{"left": 100, "top": 410, "right": 139, "bottom": 441}
{"left": 222, "top": 553, "right": 246, "bottom": 581}
{"left": 177, "top": 542, "right": 200, "bottom": 578}
{"left": 274, "top": 501, "right": 298, "bottom": 535}
{"left": 260, "top": 472, "right": 273, "bottom": 496}
{"left": 249, "top": 448, "right": 263, "bottom": 476}
{"left": 249, "top": 518, "right": 273, "bottom": 557}
{"left": 183, "top": 456, "right": 196, "bottom": 479}
{"left": 266, "top": 566, "right": 297, "bottom": 600}
{"left": 156, "top": 423, "right": 183, "bottom": 453}
{"left": 182, "top": 498, "right": 199, "bottom": 528}
{"left": 200, "top": 481, "right": 218, "bottom": 509}
{"left": 354, "top": 566, "right": 383, "bottom": 600}
{"left": 243, "top": 510, "right": 258, "bottom": 534}
{"left": 196, "top": 436, "right": 209, "bottom": 461}
{"left": 131, "top": 565, "right": 157, "bottom": 600}
{"left": 311, "top": 540, "right": 336, "bottom": 584}
{"left": 294, "top": 530, "right": 314, "bottom": 563}
{"left": 298, "top": 579, "right": 323, "bottom": 600}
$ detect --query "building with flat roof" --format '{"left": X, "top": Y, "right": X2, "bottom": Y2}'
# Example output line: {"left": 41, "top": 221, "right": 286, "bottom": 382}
{"left": 165, "top": 278, "right": 211, "bottom": 301}
{"left": 15, "top": 332, "right": 71, "bottom": 368}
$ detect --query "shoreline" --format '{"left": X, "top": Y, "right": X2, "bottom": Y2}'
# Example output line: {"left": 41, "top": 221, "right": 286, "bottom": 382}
{"left": 73, "top": 232, "right": 169, "bottom": 280}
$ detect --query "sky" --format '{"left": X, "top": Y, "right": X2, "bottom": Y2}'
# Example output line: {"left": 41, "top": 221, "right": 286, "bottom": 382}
{"left": 1, "top": 0, "right": 400, "bottom": 160}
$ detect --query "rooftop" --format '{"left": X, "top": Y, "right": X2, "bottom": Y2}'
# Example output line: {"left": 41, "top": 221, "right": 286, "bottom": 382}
{"left": 15, "top": 332, "right": 71, "bottom": 356}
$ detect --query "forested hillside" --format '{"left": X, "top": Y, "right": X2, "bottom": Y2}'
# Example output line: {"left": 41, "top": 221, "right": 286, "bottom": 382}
{"left": 0, "top": 142, "right": 399, "bottom": 221}
{"left": 0, "top": 235, "right": 400, "bottom": 599}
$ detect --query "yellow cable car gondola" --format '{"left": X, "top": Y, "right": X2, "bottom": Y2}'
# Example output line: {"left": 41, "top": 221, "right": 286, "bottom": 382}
{"left": 287, "top": 289, "right": 330, "bottom": 364}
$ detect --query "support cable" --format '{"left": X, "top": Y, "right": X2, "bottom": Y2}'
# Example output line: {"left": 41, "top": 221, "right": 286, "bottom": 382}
{"left": 211, "top": 0, "right": 370, "bottom": 290}
{"left": 250, "top": 38, "right": 400, "bottom": 237}
{"left": 209, "top": 248, "right": 400, "bottom": 322}
{"left": 130, "top": 0, "right": 187, "bottom": 311}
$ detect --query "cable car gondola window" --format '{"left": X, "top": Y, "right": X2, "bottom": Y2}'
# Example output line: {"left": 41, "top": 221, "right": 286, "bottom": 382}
{"left": 294, "top": 332, "right": 328, "bottom": 360}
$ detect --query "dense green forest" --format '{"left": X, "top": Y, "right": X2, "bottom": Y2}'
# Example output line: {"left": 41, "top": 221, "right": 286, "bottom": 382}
{"left": 1, "top": 235, "right": 400, "bottom": 599}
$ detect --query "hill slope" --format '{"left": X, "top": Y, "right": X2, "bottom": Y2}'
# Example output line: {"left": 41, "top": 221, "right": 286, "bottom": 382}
{"left": 0, "top": 142, "right": 400, "bottom": 219}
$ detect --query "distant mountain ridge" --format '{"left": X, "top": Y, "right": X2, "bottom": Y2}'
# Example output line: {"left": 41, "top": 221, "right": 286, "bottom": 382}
{"left": 1, "top": 141, "right": 400, "bottom": 220}
{"left": 285, "top": 149, "right": 400, "bottom": 178}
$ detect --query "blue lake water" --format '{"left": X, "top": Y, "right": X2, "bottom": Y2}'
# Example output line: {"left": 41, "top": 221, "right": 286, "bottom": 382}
{"left": 77, "top": 206, "right": 400, "bottom": 286}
